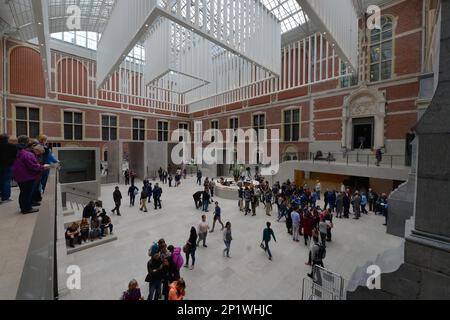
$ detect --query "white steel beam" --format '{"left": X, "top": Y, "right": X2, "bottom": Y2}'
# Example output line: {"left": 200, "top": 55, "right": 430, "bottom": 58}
{"left": 297, "top": 0, "right": 359, "bottom": 71}
{"left": 31, "top": 0, "right": 51, "bottom": 93}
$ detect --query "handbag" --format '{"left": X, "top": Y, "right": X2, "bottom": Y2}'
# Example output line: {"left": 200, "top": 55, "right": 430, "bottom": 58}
{"left": 183, "top": 242, "right": 190, "bottom": 253}
{"left": 260, "top": 242, "right": 265, "bottom": 250}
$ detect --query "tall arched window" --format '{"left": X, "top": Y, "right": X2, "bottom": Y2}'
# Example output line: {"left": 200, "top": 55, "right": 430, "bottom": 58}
{"left": 370, "top": 17, "right": 394, "bottom": 82}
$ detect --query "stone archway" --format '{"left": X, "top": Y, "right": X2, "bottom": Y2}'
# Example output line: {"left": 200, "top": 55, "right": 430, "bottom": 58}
{"left": 342, "top": 85, "right": 386, "bottom": 150}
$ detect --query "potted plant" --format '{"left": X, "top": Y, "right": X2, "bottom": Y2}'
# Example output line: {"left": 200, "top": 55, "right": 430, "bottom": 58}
{"left": 230, "top": 164, "right": 241, "bottom": 182}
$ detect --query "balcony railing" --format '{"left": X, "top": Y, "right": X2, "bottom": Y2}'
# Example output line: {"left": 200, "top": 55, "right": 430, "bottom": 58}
{"left": 294, "top": 152, "right": 410, "bottom": 169}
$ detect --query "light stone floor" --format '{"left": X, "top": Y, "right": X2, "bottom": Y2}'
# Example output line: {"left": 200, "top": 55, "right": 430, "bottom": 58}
{"left": 0, "top": 189, "right": 37, "bottom": 300}
{"left": 59, "top": 177, "right": 403, "bottom": 300}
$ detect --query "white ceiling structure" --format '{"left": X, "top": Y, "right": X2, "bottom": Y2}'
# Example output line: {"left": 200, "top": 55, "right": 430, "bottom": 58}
{"left": 2, "top": 0, "right": 366, "bottom": 107}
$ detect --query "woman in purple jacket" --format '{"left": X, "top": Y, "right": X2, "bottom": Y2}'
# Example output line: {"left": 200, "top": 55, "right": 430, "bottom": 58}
{"left": 12, "top": 142, "right": 50, "bottom": 214}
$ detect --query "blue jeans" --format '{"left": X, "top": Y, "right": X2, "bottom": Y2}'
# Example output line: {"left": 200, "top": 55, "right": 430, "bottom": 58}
{"left": 223, "top": 241, "right": 231, "bottom": 256}
{"left": 202, "top": 200, "right": 209, "bottom": 211}
{"left": 40, "top": 170, "right": 50, "bottom": 193}
{"left": 1, "top": 166, "right": 12, "bottom": 201}
{"left": 264, "top": 240, "right": 272, "bottom": 259}
{"left": 185, "top": 247, "right": 196, "bottom": 266}
{"left": 148, "top": 281, "right": 161, "bottom": 300}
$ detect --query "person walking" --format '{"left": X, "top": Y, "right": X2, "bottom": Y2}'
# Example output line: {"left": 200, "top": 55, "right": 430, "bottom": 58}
{"left": 140, "top": 187, "right": 148, "bottom": 212}
{"left": 128, "top": 184, "right": 138, "bottom": 207}
{"left": 197, "top": 215, "right": 210, "bottom": 248}
{"left": 210, "top": 202, "right": 224, "bottom": 232}
{"left": 291, "top": 207, "right": 301, "bottom": 242}
{"left": 153, "top": 183, "right": 162, "bottom": 210}
{"left": 262, "top": 222, "right": 277, "bottom": 261}
{"left": 223, "top": 222, "right": 232, "bottom": 258}
{"left": 264, "top": 190, "right": 273, "bottom": 216}
{"left": 111, "top": 186, "right": 122, "bottom": 216}
{"left": 196, "top": 169, "right": 202, "bottom": 186}
{"left": 307, "top": 236, "right": 326, "bottom": 279}
{"left": 184, "top": 227, "right": 197, "bottom": 270}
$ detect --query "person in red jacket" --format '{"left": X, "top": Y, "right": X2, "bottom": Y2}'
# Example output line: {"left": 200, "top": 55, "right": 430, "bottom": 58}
{"left": 302, "top": 210, "right": 315, "bottom": 246}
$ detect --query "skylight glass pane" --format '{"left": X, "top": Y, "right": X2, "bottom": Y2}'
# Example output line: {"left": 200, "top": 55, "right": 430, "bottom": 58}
{"left": 260, "top": 0, "right": 308, "bottom": 33}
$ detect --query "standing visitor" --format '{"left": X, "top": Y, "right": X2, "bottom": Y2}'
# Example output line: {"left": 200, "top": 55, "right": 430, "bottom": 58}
{"left": 202, "top": 188, "right": 210, "bottom": 212}
{"left": 223, "top": 222, "right": 232, "bottom": 258}
{"left": 184, "top": 227, "right": 197, "bottom": 270}
{"left": 0, "top": 134, "right": 18, "bottom": 203}
{"left": 145, "top": 252, "right": 163, "bottom": 300}
{"left": 197, "top": 215, "right": 210, "bottom": 248}
{"left": 315, "top": 180, "right": 321, "bottom": 201}
{"left": 12, "top": 141, "right": 51, "bottom": 214}
{"left": 162, "top": 257, "right": 179, "bottom": 300}
{"left": 291, "top": 207, "right": 301, "bottom": 242}
{"left": 302, "top": 211, "right": 315, "bottom": 246}
{"left": 124, "top": 169, "right": 130, "bottom": 186}
{"left": 368, "top": 188, "right": 378, "bottom": 212}
{"left": 262, "top": 222, "right": 277, "bottom": 261}
{"left": 375, "top": 148, "right": 383, "bottom": 166}
{"left": 361, "top": 192, "right": 368, "bottom": 214}
{"left": 352, "top": 191, "right": 361, "bottom": 220}
{"left": 111, "top": 186, "right": 122, "bottom": 216}
{"left": 168, "top": 279, "right": 186, "bottom": 301}
{"left": 343, "top": 192, "right": 351, "bottom": 219}
{"left": 336, "top": 192, "right": 344, "bottom": 218}
{"left": 121, "top": 279, "right": 143, "bottom": 300}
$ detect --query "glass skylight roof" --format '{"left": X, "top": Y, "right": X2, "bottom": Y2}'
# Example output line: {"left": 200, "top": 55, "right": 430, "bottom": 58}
{"left": 260, "top": 0, "right": 308, "bottom": 33}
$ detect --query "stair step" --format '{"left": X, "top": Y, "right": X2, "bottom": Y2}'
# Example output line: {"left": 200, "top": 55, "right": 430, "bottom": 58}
{"left": 66, "top": 235, "right": 118, "bottom": 255}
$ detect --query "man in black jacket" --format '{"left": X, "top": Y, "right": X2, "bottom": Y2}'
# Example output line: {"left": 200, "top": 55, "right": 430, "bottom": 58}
{"left": 153, "top": 183, "right": 162, "bottom": 210}
{"left": 146, "top": 252, "right": 163, "bottom": 300}
{"left": 112, "top": 186, "right": 122, "bottom": 216}
{"left": 0, "top": 134, "right": 18, "bottom": 202}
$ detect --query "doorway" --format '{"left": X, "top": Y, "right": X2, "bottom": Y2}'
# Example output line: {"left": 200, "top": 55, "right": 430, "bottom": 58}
{"left": 353, "top": 117, "right": 374, "bottom": 150}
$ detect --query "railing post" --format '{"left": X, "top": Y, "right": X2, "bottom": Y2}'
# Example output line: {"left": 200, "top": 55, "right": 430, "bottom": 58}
{"left": 367, "top": 155, "right": 370, "bottom": 167}
{"left": 391, "top": 156, "right": 393, "bottom": 168}
{"left": 346, "top": 155, "right": 349, "bottom": 165}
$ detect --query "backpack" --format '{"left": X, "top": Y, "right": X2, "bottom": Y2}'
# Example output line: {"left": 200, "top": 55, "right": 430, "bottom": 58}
{"left": 318, "top": 244, "right": 326, "bottom": 260}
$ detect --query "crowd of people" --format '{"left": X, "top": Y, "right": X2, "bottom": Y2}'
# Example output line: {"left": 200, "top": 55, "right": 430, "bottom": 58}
{"left": 0, "top": 133, "right": 59, "bottom": 214}
{"left": 66, "top": 201, "right": 114, "bottom": 248}
{"left": 103, "top": 167, "right": 389, "bottom": 299}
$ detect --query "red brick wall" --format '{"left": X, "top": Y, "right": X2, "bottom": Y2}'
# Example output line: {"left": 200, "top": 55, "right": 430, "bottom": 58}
{"left": 10, "top": 46, "right": 45, "bottom": 98}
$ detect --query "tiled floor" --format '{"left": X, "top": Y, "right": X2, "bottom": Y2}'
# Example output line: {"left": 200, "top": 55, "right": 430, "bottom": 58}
{"left": 0, "top": 189, "right": 37, "bottom": 300}
{"left": 59, "top": 177, "right": 403, "bottom": 300}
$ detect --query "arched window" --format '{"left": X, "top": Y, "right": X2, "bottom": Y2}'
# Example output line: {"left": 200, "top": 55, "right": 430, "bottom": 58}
{"left": 369, "top": 17, "right": 394, "bottom": 82}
